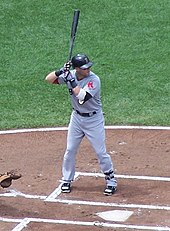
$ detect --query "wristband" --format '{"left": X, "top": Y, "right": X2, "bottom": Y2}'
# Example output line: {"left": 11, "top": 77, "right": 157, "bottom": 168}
{"left": 55, "top": 69, "right": 63, "bottom": 77}
{"left": 69, "top": 78, "right": 77, "bottom": 88}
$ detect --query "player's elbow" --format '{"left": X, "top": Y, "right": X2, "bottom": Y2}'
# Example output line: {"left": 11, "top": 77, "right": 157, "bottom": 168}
{"left": 45, "top": 75, "right": 51, "bottom": 83}
{"left": 45, "top": 71, "right": 57, "bottom": 84}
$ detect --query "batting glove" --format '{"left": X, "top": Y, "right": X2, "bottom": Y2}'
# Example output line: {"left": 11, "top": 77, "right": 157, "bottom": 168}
{"left": 63, "top": 61, "right": 71, "bottom": 72}
{"left": 64, "top": 72, "right": 77, "bottom": 88}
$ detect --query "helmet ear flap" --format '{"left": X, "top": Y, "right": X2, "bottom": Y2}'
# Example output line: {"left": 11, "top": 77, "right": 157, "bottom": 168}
{"left": 71, "top": 54, "right": 93, "bottom": 69}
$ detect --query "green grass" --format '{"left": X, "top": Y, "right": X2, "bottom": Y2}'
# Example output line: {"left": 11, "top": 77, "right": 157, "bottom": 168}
{"left": 0, "top": 0, "right": 170, "bottom": 129}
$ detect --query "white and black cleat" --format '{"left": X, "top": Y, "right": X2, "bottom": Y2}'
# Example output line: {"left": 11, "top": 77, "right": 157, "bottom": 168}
{"left": 61, "top": 183, "right": 71, "bottom": 193}
{"left": 103, "top": 185, "right": 117, "bottom": 196}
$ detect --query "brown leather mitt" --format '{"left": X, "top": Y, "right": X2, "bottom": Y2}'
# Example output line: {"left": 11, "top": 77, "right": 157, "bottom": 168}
{"left": 0, "top": 170, "right": 22, "bottom": 188}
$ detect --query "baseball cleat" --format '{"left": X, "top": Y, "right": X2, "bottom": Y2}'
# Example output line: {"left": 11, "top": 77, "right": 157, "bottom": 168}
{"left": 103, "top": 185, "right": 117, "bottom": 196}
{"left": 61, "top": 182, "right": 71, "bottom": 193}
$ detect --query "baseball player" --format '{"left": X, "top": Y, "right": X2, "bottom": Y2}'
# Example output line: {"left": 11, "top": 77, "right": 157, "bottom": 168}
{"left": 45, "top": 54, "right": 117, "bottom": 195}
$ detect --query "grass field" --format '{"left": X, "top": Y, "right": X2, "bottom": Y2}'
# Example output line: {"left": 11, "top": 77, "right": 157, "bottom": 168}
{"left": 1, "top": 0, "right": 170, "bottom": 129}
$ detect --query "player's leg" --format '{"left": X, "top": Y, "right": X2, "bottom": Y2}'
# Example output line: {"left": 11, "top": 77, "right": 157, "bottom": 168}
{"left": 84, "top": 113, "right": 117, "bottom": 195}
{"left": 62, "top": 112, "right": 84, "bottom": 191}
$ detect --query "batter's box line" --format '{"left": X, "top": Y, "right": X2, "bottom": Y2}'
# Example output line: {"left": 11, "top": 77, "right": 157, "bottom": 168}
{"left": 0, "top": 217, "right": 169, "bottom": 231}
{"left": 0, "top": 189, "right": 169, "bottom": 211}
{"left": 0, "top": 217, "right": 30, "bottom": 231}
{"left": 77, "top": 172, "right": 170, "bottom": 182}
{"left": 44, "top": 172, "right": 170, "bottom": 211}
{"left": 1, "top": 172, "right": 169, "bottom": 211}
{"left": 45, "top": 172, "right": 80, "bottom": 201}
{"left": 45, "top": 171, "right": 170, "bottom": 202}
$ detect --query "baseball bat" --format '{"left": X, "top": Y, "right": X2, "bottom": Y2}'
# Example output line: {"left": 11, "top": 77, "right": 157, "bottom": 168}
{"left": 68, "top": 9, "right": 80, "bottom": 61}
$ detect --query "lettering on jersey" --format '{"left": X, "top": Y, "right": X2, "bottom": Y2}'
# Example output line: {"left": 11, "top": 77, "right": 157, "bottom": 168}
{"left": 87, "top": 81, "right": 94, "bottom": 89}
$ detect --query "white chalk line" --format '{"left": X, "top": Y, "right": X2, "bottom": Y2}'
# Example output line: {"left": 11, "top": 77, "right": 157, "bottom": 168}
{"left": 0, "top": 217, "right": 169, "bottom": 231}
{"left": 1, "top": 172, "right": 170, "bottom": 231}
{"left": 0, "top": 172, "right": 170, "bottom": 211}
{"left": 45, "top": 172, "right": 80, "bottom": 201}
{"left": 0, "top": 125, "right": 170, "bottom": 135}
{"left": 52, "top": 198, "right": 170, "bottom": 211}
{"left": 0, "top": 189, "right": 46, "bottom": 200}
{"left": 77, "top": 172, "right": 170, "bottom": 182}
{"left": 11, "top": 218, "right": 30, "bottom": 231}
{"left": 0, "top": 122, "right": 169, "bottom": 231}
{"left": 0, "top": 217, "right": 22, "bottom": 223}
{"left": 45, "top": 171, "right": 170, "bottom": 203}
{"left": 0, "top": 190, "right": 169, "bottom": 211}
{"left": 45, "top": 171, "right": 170, "bottom": 210}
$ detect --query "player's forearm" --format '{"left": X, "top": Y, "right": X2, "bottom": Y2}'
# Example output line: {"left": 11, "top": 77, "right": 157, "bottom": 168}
{"left": 45, "top": 71, "right": 58, "bottom": 84}
{"left": 72, "top": 86, "right": 81, "bottom": 95}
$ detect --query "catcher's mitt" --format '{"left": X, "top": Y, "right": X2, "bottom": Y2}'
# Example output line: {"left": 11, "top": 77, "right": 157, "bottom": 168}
{"left": 0, "top": 170, "right": 22, "bottom": 188}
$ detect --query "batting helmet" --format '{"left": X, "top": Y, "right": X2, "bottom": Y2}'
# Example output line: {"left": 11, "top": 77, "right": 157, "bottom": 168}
{"left": 71, "top": 54, "right": 93, "bottom": 69}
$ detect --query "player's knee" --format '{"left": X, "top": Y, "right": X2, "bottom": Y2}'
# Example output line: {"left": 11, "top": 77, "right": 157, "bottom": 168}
{"left": 64, "top": 148, "right": 77, "bottom": 160}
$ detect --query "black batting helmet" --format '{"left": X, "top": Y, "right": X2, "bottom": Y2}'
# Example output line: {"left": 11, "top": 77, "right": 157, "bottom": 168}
{"left": 71, "top": 54, "right": 93, "bottom": 69}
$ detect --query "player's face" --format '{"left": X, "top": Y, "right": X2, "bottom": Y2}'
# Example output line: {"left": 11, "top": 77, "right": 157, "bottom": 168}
{"left": 75, "top": 67, "right": 91, "bottom": 79}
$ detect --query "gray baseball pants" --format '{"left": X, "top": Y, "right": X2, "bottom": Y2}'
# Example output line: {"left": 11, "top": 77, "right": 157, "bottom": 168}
{"left": 62, "top": 110, "right": 117, "bottom": 187}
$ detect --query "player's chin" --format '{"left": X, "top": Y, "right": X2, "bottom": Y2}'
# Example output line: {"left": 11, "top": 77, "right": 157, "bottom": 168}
{"left": 84, "top": 69, "right": 90, "bottom": 76}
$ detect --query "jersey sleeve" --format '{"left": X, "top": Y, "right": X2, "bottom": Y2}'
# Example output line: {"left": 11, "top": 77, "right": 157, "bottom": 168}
{"left": 83, "top": 76, "right": 100, "bottom": 97}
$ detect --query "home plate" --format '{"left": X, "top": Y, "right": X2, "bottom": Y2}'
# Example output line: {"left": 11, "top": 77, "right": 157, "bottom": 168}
{"left": 96, "top": 210, "right": 133, "bottom": 222}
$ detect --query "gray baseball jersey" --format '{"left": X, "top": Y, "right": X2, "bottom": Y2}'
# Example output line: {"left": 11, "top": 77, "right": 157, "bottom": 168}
{"left": 58, "top": 70, "right": 102, "bottom": 113}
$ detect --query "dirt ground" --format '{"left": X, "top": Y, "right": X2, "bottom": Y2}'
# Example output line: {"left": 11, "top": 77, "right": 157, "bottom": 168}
{"left": 0, "top": 128, "right": 170, "bottom": 231}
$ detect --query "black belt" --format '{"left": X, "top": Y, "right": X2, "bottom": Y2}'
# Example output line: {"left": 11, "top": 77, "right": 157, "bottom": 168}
{"left": 75, "top": 110, "right": 96, "bottom": 117}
